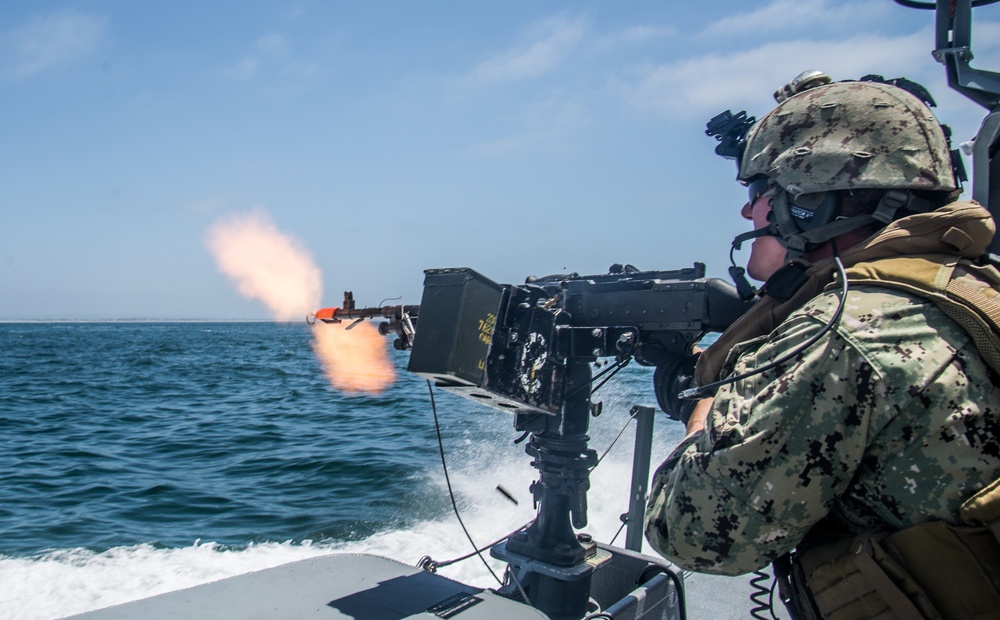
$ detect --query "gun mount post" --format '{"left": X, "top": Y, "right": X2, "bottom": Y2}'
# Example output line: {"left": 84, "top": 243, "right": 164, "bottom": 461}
{"left": 932, "top": 0, "right": 1000, "bottom": 251}
{"left": 975, "top": 112, "right": 1000, "bottom": 255}
{"left": 491, "top": 356, "right": 607, "bottom": 620}
{"left": 927, "top": 0, "right": 1000, "bottom": 111}
{"left": 625, "top": 405, "right": 656, "bottom": 553}
{"left": 899, "top": 0, "right": 1000, "bottom": 250}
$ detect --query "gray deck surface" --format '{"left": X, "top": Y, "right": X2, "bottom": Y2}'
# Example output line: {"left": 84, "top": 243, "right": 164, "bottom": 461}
{"left": 67, "top": 554, "right": 549, "bottom": 620}
{"left": 66, "top": 552, "right": 786, "bottom": 619}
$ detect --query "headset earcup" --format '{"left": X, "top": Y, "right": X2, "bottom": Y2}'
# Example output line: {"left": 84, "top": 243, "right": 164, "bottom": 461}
{"left": 790, "top": 192, "right": 840, "bottom": 231}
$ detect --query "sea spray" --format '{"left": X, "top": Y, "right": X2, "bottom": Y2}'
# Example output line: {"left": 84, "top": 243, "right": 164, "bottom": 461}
{"left": 0, "top": 417, "right": 678, "bottom": 620}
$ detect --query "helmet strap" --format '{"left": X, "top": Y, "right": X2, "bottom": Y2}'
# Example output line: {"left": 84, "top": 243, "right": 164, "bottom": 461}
{"left": 871, "top": 188, "right": 939, "bottom": 222}
{"left": 873, "top": 189, "right": 909, "bottom": 223}
{"left": 767, "top": 189, "right": 805, "bottom": 244}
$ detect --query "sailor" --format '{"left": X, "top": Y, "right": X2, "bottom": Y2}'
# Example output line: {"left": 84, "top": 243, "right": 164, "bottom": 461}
{"left": 644, "top": 74, "right": 1000, "bottom": 619}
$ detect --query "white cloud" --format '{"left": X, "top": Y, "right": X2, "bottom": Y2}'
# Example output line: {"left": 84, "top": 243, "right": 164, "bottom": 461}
{"left": 969, "top": 20, "right": 1000, "bottom": 61}
{"left": 466, "top": 13, "right": 587, "bottom": 84}
{"left": 0, "top": 11, "right": 106, "bottom": 78}
{"left": 465, "top": 96, "right": 590, "bottom": 155}
{"left": 974, "top": 20, "right": 1000, "bottom": 47}
{"left": 226, "top": 33, "right": 311, "bottom": 81}
{"left": 592, "top": 23, "right": 676, "bottom": 54}
{"left": 253, "top": 33, "right": 291, "bottom": 58}
{"left": 621, "top": 29, "right": 933, "bottom": 119}
{"left": 701, "top": 0, "right": 889, "bottom": 39}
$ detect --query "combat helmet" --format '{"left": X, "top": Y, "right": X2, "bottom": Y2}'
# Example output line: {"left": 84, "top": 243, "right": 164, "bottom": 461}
{"left": 740, "top": 78, "right": 957, "bottom": 194}
{"left": 732, "top": 73, "right": 961, "bottom": 261}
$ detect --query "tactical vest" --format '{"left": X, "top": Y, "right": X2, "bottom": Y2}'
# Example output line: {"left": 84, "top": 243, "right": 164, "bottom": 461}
{"left": 785, "top": 254, "right": 1000, "bottom": 620}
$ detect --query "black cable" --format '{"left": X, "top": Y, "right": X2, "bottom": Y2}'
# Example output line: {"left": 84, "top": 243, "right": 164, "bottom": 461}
{"left": 607, "top": 517, "right": 628, "bottom": 547}
{"left": 895, "top": 0, "right": 1000, "bottom": 8}
{"left": 637, "top": 565, "right": 688, "bottom": 620}
{"left": 589, "top": 358, "right": 629, "bottom": 395}
{"left": 563, "top": 356, "right": 630, "bottom": 401}
{"left": 893, "top": 0, "right": 937, "bottom": 8}
{"left": 593, "top": 406, "right": 638, "bottom": 467}
{"left": 426, "top": 380, "right": 503, "bottom": 585}
{"left": 749, "top": 571, "right": 780, "bottom": 620}
{"left": 420, "top": 521, "right": 532, "bottom": 571}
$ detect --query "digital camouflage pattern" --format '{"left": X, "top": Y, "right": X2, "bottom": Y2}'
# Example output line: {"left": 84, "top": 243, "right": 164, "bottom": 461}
{"left": 645, "top": 282, "right": 1000, "bottom": 576}
{"left": 739, "top": 81, "right": 957, "bottom": 195}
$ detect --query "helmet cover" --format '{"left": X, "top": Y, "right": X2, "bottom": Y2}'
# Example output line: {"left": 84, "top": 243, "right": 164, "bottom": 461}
{"left": 738, "top": 81, "right": 957, "bottom": 194}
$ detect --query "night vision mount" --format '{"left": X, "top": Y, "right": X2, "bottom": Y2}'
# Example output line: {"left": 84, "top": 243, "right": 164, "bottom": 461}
{"left": 705, "top": 109, "right": 756, "bottom": 163}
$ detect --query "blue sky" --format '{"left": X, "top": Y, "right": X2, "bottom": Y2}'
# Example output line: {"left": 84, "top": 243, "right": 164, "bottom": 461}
{"left": 2, "top": 1, "right": 998, "bottom": 319}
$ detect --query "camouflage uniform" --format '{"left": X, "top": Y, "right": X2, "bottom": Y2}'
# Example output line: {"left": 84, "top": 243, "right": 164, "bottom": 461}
{"left": 643, "top": 78, "right": 1000, "bottom": 579}
{"left": 645, "top": 284, "right": 1000, "bottom": 575}
{"left": 644, "top": 207, "right": 1000, "bottom": 576}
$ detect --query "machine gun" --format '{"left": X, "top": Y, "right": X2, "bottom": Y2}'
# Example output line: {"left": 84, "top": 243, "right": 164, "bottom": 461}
{"left": 312, "top": 263, "right": 750, "bottom": 619}
{"left": 311, "top": 264, "right": 749, "bottom": 421}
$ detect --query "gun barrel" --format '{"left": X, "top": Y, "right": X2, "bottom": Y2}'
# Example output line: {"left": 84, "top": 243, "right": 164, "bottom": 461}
{"left": 310, "top": 304, "right": 419, "bottom": 324}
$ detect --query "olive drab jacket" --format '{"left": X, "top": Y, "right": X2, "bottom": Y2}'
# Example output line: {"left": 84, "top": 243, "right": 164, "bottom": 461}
{"left": 644, "top": 202, "right": 1000, "bottom": 580}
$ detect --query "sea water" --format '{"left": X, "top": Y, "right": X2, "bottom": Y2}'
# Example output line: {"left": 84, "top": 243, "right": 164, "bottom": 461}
{"left": 0, "top": 322, "right": 689, "bottom": 619}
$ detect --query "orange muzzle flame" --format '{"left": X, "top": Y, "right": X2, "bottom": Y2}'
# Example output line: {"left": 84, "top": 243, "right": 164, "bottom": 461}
{"left": 311, "top": 321, "right": 396, "bottom": 394}
{"left": 205, "top": 209, "right": 321, "bottom": 322}
{"left": 206, "top": 209, "right": 395, "bottom": 395}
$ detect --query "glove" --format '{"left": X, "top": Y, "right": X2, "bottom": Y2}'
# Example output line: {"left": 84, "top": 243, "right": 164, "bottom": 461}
{"left": 652, "top": 352, "right": 700, "bottom": 424}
